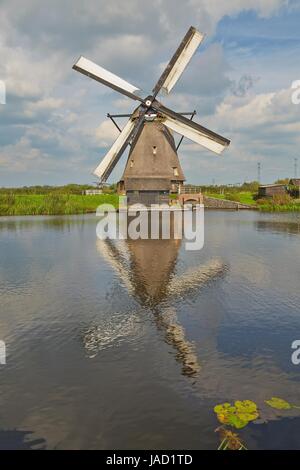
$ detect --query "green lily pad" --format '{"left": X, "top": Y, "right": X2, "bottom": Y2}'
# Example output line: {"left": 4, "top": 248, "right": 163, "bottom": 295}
{"left": 235, "top": 400, "right": 257, "bottom": 412}
{"left": 227, "top": 414, "right": 249, "bottom": 429}
{"left": 234, "top": 400, "right": 259, "bottom": 422}
{"left": 214, "top": 403, "right": 235, "bottom": 414}
{"left": 214, "top": 400, "right": 259, "bottom": 429}
{"left": 265, "top": 397, "right": 292, "bottom": 410}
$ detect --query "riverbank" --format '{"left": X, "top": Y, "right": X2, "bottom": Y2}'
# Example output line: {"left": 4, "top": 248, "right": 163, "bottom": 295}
{"left": 1, "top": 191, "right": 300, "bottom": 216}
{"left": 258, "top": 202, "right": 300, "bottom": 212}
{"left": 205, "top": 191, "right": 257, "bottom": 206}
{"left": 205, "top": 191, "right": 300, "bottom": 212}
{"left": 0, "top": 194, "right": 119, "bottom": 216}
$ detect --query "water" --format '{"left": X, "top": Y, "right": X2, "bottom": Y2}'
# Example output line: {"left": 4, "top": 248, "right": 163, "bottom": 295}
{"left": 0, "top": 210, "right": 299, "bottom": 450}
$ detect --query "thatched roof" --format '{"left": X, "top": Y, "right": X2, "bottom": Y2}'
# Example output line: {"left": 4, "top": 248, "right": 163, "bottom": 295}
{"left": 121, "top": 120, "right": 185, "bottom": 189}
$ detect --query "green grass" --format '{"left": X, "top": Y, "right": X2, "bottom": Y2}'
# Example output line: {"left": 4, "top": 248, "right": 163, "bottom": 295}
{"left": 258, "top": 202, "right": 300, "bottom": 212}
{"left": 205, "top": 191, "right": 300, "bottom": 210}
{"left": 1, "top": 189, "right": 300, "bottom": 216}
{"left": 205, "top": 193, "right": 226, "bottom": 200}
{"left": 0, "top": 184, "right": 115, "bottom": 195}
{"left": 206, "top": 191, "right": 256, "bottom": 205}
{"left": 238, "top": 192, "right": 256, "bottom": 205}
{"left": 0, "top": 193, "right": 119, "bottom": 216}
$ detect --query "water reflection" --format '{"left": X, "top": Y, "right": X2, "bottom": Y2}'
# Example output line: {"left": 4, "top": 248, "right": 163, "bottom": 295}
{"left": 255, "top": 219, "right": 300, "bottom": 235}
{"left": 1, "top": 212, "right": 300, "bottom": 448}
{"left": 0, "top": 430, "right": 46, "bottom": 450}
{"left": 88, "top": 215, "right": 227, "bottom": 377}
{"left": 0, "top": 215, "right": 89, "bottom": 233}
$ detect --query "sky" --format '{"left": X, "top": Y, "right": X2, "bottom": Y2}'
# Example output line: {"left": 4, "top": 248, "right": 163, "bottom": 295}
{"left": 0, "top": 0, "right": 300, "bottom": 187}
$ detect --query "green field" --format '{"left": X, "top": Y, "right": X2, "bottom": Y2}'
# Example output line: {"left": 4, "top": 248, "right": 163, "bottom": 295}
{"left": 0, "top": 193, "right": 119, "bottom": 216}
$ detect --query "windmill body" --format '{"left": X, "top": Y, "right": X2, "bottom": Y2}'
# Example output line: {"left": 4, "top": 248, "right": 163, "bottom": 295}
{"left": 119, "top": 120, "right": 185, "bottom": 205}
{"left": 73, "top": 27, "right": 230, "bottom": 205}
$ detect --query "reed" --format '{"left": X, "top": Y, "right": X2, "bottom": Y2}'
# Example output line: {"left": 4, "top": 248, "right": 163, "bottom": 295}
{"left": 0, "top": 193, "right": 119, "bottom": 216}
{"left": 258, "top": 202, "right": 300, "bottom": 212}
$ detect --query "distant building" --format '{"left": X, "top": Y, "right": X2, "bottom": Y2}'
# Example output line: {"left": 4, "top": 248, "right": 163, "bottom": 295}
{"left": 258, "top": 184, "right": 287, "bottom": 198}
{"left": 84, "top": 189, "right": 103, "bottom": 195}
{"left": 289, "top": 178, "right": 300, "bottom": 186}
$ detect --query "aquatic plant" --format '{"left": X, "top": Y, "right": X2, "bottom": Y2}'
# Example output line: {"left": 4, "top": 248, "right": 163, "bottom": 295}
{"left": 214, "top": 400, "right": 258, "bottom": 429}
{"left": 214, "top": 396, "right": 300, "bottom": 450}
{"left": 215, "top": 427, "right": 247, "bottom": 450}
{"left": 265, "top": 397, "right": 300, "bottom": 410}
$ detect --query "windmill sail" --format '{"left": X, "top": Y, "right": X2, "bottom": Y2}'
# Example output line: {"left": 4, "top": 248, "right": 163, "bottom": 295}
{"left": 163, "top": 116, "right": 229, "bottom": 154}
{"left": 73, "top": 56, "right": 142, "bottom": 101}
{"left": 93, "top": 118, "right": 136, "bottom": 180}
{"left": 73, "top": 26, "right": 230, "bottom": 184}
{"left": 152, "top": 26, "right": 204, "bottom": 96}
{"left": 152, "top": 102, "right": 230, "bottom": 154}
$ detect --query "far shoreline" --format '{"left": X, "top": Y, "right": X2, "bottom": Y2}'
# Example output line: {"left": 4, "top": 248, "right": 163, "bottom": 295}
{"left": 1, "top": 184, "right": 300, "bottom": 216}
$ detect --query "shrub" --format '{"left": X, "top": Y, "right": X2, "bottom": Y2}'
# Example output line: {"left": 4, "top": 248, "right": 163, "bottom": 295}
{"left": 256, "top": 198, "right": 268, "bottom": 205}
{"left": 272, "top": 193, "right": 293, "bottom": 205}
{"left": 288, "top": 185, "right": 300, "bottom": 198}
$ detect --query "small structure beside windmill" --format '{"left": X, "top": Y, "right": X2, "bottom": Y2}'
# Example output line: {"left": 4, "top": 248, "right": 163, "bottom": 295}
{"left": 258, "top": 184, "right": 287, "bottom": 198}
{"left": 289, "top": 178, "right": 300, "bottom": 187}
{"left": 73, "top": 26, "right": 230, "bottom": 206}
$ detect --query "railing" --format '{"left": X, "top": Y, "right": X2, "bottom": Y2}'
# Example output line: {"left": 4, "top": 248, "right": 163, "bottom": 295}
{"left": 181, "top": 186, "right": 202, "bottom": 194}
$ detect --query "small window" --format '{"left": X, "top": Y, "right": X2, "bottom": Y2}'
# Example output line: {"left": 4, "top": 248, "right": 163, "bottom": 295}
{"left": 130, "top": 160, "right": 134, "bottom": 168}
{"left": 173, "top": 167, "right": 179, "bottom": 176}
{"left": 152, "top": 146, "right": 157, "bottom": 155}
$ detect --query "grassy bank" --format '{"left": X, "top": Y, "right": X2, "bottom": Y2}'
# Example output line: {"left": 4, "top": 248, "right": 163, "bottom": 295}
{"left": 206, "top": 191, "right": 300, "bottom": 211}
{"left": 257, "top": 195, "right": 300, "bottom": 212}
{"left": 206, "top": 191, "right": 256, "bottom": 205}
{"left": 1, "top": 186, "right": 300, "bottom": 216}
{"left": 258, "top": 202, "right": 300, "bottom": 212}
{"left": 0, "top": 193, "right": 119, "bottom": 216}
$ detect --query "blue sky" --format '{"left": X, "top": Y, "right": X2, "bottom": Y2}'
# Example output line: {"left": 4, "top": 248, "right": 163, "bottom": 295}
{"left": 0, "top": 0, "right": 300, "bottom": 186}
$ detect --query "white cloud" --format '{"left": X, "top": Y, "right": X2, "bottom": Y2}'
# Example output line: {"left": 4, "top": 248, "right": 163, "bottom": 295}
{"left": 0, "top": 42, "right": 67, "bottom": 98}
{"left": 154, "top": 0, "right": 286, "bottom": 36}
{"left": 95, "top": 120, "right": 119, "bottom": 146}
{"left": 24, "top": 98, "right": 64, "bottom": 117}
{"left": 91, "top": 34, "right": 154, "bottom": 70}
{"left": 0, "top": 0, "right": 295, "bottom": 185}
{"left": 214, "top": 87, "right": 300, "bottom": 132}
{"left": 0, "top": 137, "right": 45, "bottom": 171}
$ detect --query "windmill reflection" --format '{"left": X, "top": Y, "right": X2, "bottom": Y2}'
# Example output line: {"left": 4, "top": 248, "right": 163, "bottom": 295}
{"left": 85, "top": 215, "right": 227, "bottom": 377}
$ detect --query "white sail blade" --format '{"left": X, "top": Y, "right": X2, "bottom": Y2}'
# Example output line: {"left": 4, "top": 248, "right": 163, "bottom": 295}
{"left": 96, "top": 239, "right": 134, "bottom": 294}
{"left": 73, "top": 56, "right": 141, "bottom": 101}
{"left": 163, "top": 116, "right": 229, "bottom": 154}
{"left": 93, "top": 119, "right": 136, "bottom": 180}
{"left": 153, "top": 26, "right": 204, "bottom": 95}
{"left": 167, "top": 259, "right": 226, "bottom": 297}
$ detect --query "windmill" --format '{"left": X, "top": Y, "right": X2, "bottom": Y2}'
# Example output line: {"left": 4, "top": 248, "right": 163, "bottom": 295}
{"left": 73, "top": 26, "right": 230, "bottom": 205}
